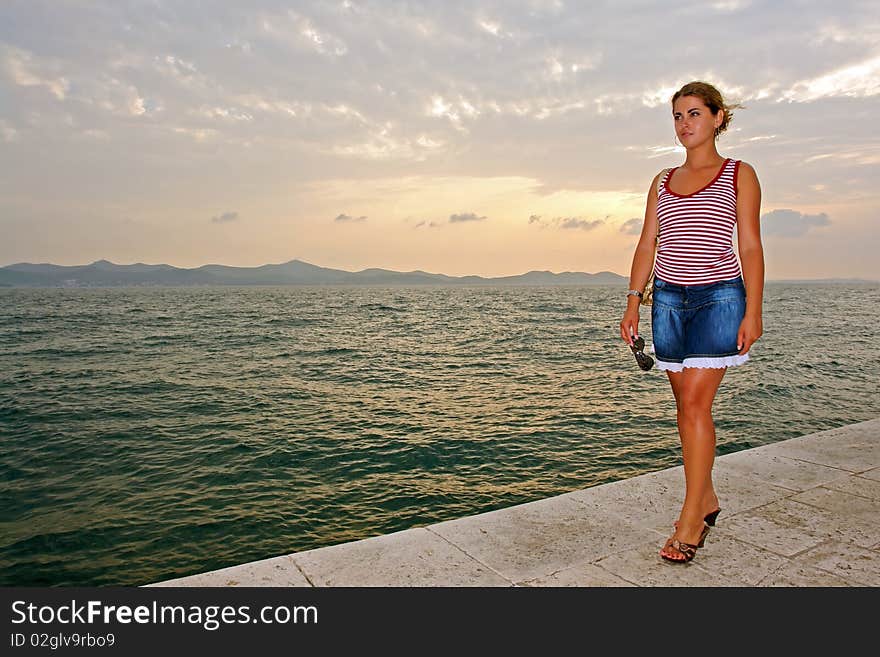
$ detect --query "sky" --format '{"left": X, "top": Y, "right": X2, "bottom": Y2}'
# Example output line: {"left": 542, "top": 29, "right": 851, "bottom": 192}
{"left": 1, "top": 0, "right": 878, "bottom": 280}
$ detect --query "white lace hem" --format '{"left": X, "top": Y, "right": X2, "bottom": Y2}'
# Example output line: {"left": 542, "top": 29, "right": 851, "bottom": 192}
{"left": 654, "top": 354, "right": 749, "bottom": 371}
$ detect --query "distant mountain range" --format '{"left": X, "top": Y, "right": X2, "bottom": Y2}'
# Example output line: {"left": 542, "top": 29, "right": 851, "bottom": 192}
{"left": 0, "top": 260, "right": 875, "bottom": 287}
{"left": 0, "top": 259, "right": 628, "bottom": 287}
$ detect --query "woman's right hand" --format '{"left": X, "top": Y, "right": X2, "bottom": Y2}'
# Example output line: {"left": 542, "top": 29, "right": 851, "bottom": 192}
{"left": 619, "top": 308, "right": 640, "bottom": 347}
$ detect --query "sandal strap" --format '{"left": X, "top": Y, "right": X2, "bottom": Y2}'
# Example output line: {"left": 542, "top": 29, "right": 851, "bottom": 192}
{"left": 670, "top": 539, "right": 698, "bottom": 557}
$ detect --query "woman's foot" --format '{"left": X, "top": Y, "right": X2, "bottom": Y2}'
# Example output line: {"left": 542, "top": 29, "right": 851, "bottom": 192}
{"left": 660, "top": 519, "right": 710, "bottom": 563}
{"left": 663, "top": 494, "right": 716, "bottom": 562}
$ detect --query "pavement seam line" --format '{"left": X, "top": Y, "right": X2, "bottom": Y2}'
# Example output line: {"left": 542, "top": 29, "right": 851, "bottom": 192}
{"left": 801, "top": 539, "right": 878, "bottom": 587}
{"left": 773, "top": 453, "right": 870, "bottom": 473}
{"left": 592, "top": 561, "right": 642, "bottom": 587}
{"left": 753, "top": 558, "right": 793, "bottom": 586}
{"left": 290, "top": 557, "right": 316, "bottom": 587}
{"left": 819, "top": 480, "right": 880, "bottom": 502}
{"left": 711, "top": 498, "right": 826, "bottom": 560}
{"left": 423, "top": 526, "right": 515, "bottom": 586}
{"left": 800, "top": 483, "right": 880, "bottom": 504}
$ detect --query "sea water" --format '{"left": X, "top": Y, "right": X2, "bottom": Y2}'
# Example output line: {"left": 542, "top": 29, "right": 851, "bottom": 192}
{"left": 1, "top": 283, "right": 877, "bottom": 585}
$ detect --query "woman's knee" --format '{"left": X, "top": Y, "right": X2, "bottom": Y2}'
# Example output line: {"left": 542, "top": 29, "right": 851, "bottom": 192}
{"left": 675, "top": 391, "right": 714, "bottom": 416}
{"left": 674, "top": 369, "right": 725, "bottom": 415}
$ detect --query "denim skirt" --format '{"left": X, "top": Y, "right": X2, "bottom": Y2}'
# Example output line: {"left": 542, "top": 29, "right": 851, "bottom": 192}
{"left": 649, "top": 275, "right": 749, "bottom": 372}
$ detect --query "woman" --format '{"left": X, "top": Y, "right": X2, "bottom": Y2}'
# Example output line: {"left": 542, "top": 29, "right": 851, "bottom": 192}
{"left": 619, "top": 81, "right": 765, "bottom": 563}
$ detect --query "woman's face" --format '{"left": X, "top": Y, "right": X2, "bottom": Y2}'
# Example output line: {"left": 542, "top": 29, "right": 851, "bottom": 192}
{"left": 672, "top": 95, "right": 722, "bottom": 148}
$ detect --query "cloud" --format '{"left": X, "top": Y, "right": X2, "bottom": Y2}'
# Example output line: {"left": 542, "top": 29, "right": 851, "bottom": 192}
{"left": 196, "top": 106, "right": 254, "bottom": 122}
{"left": 429, "top": 95, "right": 480, "bottom": 131}
{"left": 804, "top": 150, "right": 880, "bottom": 165}
{"left": 0, "top": 1, "right": 877, "bottom": 280}
{"left": 335, "top": 213, "right": 367, "bottom": 222}
{"left": 711, "top": 0, "right": 752, "bottom": 11}
{"left": 211, "top": 211, "right": 239, "bottom": 224}
{"left": 620, "top": 218, "right": 643, "bottom": 235}
{"left": 174, "top": 126, "right": 217, "bottom": 141}
{"left": 414, "top": 220, "right": 441, "bottom": 228}
{"left": 449, "top": 212, "right": 486, "bottom": 223}
{"left": 331, "top": 130, "right": 434, "bottom": 161}
{"left": 529, "top": 215, "right": 604, "bottom": 230}
{"left": 261, "top": 10, "right": 348, "bottom": 57}
{"left": 154, "top": 54, "right": 202, "bottom": 88}
{"left": 95, "top": 77, "right": 151, "bottom": 117}
{"left": 761, "top": 209, "right": 830, "bottom": 237}
{"left": 560, "top": 217, "right": 603, "bottom": 230}
{"left": 478, "top": 20, "right": 507, "bottom": 38}
{"left": 780, "top": 55, "right": 880, "bottom": 102}
{"left": 0, "top": 120, "right": 18, "bottom": 142}
{"left": 3, "top": 46, "right": 70, "bottom": 100}
{"left": 224, "top": 39, "right": 253, "bottom": 54}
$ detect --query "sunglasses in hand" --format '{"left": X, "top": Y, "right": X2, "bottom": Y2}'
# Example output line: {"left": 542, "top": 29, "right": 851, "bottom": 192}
{"left": 629, "top": 335, "right": 654, "bottom": 371}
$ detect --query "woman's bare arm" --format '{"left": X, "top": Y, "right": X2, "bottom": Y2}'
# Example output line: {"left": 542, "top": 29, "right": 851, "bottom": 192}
{"left": 735, "top": 162, "right": 765, "bottom": 353}
{"left": 620, "top": 172, "right": 662, "bottom": 344}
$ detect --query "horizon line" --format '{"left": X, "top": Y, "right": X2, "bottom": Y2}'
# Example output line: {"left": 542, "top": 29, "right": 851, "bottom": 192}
{"left": 1, "top": 257, "right": 878, "bottom": 283}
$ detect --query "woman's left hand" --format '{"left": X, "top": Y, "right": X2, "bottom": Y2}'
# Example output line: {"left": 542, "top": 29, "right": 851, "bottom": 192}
{"left": 737, "top": 314, "right": 763, "bottom": 355}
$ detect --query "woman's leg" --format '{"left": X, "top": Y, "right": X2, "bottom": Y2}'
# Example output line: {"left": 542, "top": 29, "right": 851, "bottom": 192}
{"left": 661, "top": 366, "right": 727, "bottom": 558}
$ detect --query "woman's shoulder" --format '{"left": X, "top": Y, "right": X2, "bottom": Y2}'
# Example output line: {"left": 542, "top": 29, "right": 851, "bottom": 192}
{"left": 732, "top": 159, "right": 760, "bottom": 193}
{"left": 733, "top": 159, "right": 757, "bottom": 174}
{"left": 649, "top": 167, "right": 672, "bottom": 196}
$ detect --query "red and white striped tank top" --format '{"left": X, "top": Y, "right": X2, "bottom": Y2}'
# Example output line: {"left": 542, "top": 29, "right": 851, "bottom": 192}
{"left": 654, "top": 158, "right": 742, "bottom": 285}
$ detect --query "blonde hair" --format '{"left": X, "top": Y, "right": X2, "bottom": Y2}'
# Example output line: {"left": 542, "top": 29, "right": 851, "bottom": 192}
{"left": 671, "top": 81, "right": 744, "bottom": 139}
